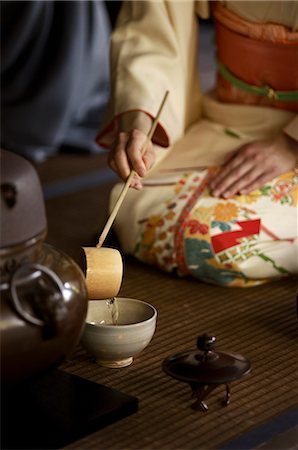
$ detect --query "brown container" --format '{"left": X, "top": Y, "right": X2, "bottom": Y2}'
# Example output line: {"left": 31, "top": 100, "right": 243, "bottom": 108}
{"left": 0, "top": 150, "right": 87, "bottom": 384}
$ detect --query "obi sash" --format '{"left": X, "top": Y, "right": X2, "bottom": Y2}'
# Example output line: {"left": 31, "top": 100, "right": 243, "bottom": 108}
{"left": 212, "top": 2, "right": 298, "bottom": 111}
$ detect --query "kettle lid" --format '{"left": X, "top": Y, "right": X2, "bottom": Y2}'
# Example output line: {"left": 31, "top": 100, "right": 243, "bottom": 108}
{"left": 162, "top": 333, "right": 251, "bottom": 384}
{"left": 0, "top": 150, "right": 47, "bottom": 248}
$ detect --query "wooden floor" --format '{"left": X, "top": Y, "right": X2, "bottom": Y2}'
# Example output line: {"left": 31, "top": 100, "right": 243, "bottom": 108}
{"left": 31, "top": 152, "right": 298, "bottom": 450}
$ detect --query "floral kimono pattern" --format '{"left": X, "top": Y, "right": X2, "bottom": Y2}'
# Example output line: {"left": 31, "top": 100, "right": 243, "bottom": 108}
{"left": 134, "top": 169, "right": 298, "bottom": 287}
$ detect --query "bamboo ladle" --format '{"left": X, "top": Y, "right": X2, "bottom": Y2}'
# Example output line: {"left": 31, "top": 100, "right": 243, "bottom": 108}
{"left": 83, "top": 91, "right": 169, "bottom": 299}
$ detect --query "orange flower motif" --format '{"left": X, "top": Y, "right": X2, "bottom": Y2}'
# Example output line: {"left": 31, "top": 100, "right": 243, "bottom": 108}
{"left": 290, "top": 186, "right": 298, "bottom": 206}
{"left": 272, "top": 192, "right": 287, "bottom": 203}
{"left": 214, "top": 202, "right": 239, "bottom": 222}
{"left": 271, "top": 172, "right": 298, "bottom": 206}
{"left": 275, "top": 180, "right": 292, "bottom": 193}
{"left": 165, "top": 211, "right": 176, "bottom": 220}
{"left": 147, "top": 216, "right": 162, "bottom": 227}
{"left": 236, "top": 191, "right": 261, "bottom": 204}
{"left": 142, "top": 229, "right": 156, "bottom": 246}
{"left": 174, "top": 177, "right": 186, "bottom": 194}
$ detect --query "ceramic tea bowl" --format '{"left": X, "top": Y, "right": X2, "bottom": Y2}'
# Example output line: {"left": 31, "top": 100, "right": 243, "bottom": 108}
{"left": 80, "top": 297, "right": 157, "bottom": 368}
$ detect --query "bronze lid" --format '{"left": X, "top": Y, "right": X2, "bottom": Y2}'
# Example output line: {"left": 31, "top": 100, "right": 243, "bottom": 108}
{"left": 162, "top": 333, "right": 251, "bottom": 384}
{"left": 0, "top": 150, "right": 47, "bottom": 248}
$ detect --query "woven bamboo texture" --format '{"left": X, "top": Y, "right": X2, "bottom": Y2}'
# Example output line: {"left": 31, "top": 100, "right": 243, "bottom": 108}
{"left": 36, "top": 154, "right": 298, "bottom": 449}
{"left": 61, "top": 260, "right": 297, "bottom": 450}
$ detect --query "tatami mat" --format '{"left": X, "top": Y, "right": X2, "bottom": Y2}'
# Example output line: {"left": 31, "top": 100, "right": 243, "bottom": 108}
{"left": 61, "top": 262, "right": 297, "bottom": 450}
{"left": 34, "top": 153, "right": 298, "bottom": 450}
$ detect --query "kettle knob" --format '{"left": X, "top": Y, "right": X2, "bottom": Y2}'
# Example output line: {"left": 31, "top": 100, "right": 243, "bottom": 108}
{"left": 197, "top": 334, "right": 216, "bottom": 353}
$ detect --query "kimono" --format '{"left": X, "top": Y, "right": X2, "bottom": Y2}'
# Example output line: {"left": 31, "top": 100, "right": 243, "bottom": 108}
{"left": 97, "top": 0, "right": 298, "bottom": 287}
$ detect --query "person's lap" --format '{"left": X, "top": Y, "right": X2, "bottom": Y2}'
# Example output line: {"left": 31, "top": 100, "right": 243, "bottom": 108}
{"left": 132, "top": 168, "right": 297, "bottom": 287}
{"left": 111, "top": 99, "right": 298, "bottom": 287}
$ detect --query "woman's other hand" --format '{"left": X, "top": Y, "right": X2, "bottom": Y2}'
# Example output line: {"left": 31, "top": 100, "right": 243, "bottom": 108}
{"left": 209, "top": 133, "right": 298, "bottom": 198}
{"left": 108, "top": 111, "right": 155, "bottom": 189}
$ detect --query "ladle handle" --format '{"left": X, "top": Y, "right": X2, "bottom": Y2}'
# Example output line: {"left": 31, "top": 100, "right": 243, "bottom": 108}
{"left": 97, "top": 90, "right": 169, "bottom": 248}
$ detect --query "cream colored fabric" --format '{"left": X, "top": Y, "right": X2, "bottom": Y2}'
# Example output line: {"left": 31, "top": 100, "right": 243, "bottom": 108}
{"left": 111, "top": 96, "right": 296, "bottom": 254}
{"left": 99, "top": 0, "right": 298, "bottom": 147}
{"left": 100, "top": 1, "right": 202, "bottom": 147}
{"left": 103, "top": 0, "right": 298, "bottom": 283}
{"left": 284, "top": 116, "right": 298, "bottom": 142}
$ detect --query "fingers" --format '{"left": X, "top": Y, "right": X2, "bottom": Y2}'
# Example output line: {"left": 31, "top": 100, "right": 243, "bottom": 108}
{"left": 129, "top": 173, "right": 143, "bottom": 190}
{"left": 210, "top": 150, "right": 249, "bottom": 197}
{"left": 237, "top": 172, "right": 273, "bottom": 195}
{"left": 108, "top": 129, "right": 155, "bottom": 190}
{"left": 142, "top": 146, "right": 156, "bottom": 171}
{"left": 213, "top": 166, "right": 270, "bottom": 198}
{"left": 210, "top": 161, "right": 244, "bottom": 191}
{"left": 209, "top": 143, "right": 269, "bottom": 198}
{"left": 126, "top": 129, "right": 150, "bottom": 177}
{"left": 108, "top": 132, "right": 130, "bottom": 180}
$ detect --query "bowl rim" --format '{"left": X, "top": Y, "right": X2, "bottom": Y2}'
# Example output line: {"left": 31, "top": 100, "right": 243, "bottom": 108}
{"left": 85, "top": 297, "right": 158, "bottom": 329}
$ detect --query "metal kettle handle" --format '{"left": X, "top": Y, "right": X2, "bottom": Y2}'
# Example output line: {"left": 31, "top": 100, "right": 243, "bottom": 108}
{"left": 10, "top": 263, "right": 66, "bottom": 329}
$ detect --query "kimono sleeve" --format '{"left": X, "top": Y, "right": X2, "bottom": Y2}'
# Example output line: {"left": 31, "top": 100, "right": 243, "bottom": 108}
{"left": 97, "top": 0, "right": 206, "bottom": 149}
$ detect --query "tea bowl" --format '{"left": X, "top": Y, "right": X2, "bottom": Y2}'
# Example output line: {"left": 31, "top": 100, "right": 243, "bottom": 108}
{"left": 80, "top": 297, "right": 157, "bottom": 368}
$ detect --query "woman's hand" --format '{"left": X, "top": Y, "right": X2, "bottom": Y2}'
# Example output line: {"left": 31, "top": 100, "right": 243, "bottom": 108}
{"left": 209, "top": 133, "right": 298, "bottom": 198}
{"left": 108, "top": 111, "right": 155, "bottom": 189}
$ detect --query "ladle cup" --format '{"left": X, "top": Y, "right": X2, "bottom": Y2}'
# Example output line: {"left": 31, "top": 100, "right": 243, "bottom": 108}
{"left": 83, "top": 247, "right": 123, "bottom": 300}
